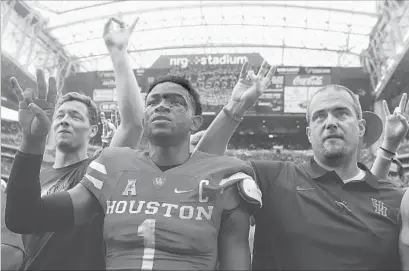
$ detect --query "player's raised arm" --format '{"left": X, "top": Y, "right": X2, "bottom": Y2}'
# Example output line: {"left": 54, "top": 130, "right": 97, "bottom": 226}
{"left": 195, "top": 61, "right": 275, "bottom": 155}
{"left": 371, "top": 94, "right": 409, "bottom": 180}
{"left": 400, "top": 190, "right": 409, "bottom": 270}
{"left": 104, "top": 17, "right": 144, "bottom": 149}
{"left": 5, "top": 73, "right": 100, "bottom": 234}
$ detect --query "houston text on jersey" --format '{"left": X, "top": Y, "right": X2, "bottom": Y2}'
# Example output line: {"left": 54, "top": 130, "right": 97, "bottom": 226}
{"left": 106, "top": 200, "right": 214, "bottom": 220}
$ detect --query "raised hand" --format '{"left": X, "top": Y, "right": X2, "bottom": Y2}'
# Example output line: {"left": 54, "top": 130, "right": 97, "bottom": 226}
{"left": 230, "top": 60, "right": 276, "bottom": 111}
{"left": 103, "top": 16, "right": 139, "bottom": 52}
{"left": 382, "top": 93, "right": 409, "bottom": 151}
{"left": 11, "top": 69, "right": 57, "bottom": 143}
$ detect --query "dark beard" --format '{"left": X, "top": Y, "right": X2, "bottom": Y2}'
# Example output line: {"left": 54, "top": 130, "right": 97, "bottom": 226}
{"left": 319, "top": 145, "right": 350, "bottom": 168}
{"left": 321, "top": 145, "right": 347, "bottom": 160}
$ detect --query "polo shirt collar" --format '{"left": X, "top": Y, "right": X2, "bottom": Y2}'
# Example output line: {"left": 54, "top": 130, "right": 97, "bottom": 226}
{"left": 303, "top": 158, "right": 379, "bottom": 189}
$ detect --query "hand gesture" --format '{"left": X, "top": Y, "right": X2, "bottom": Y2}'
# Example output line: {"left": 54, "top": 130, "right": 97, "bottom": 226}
{"left": 103, "top": 16, "right": 139, "bottom": 52}
{"left": 11, "top": 69, "right": 57, "bottom": 142}
{"left": 230, "top": 60, "right": 276, "bottom": 110}
{"left": 382, "top": 93, "right": 409, "bottom": 149}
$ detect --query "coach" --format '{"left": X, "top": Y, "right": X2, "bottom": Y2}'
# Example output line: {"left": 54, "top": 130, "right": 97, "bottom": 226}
{"left": 197, "top": 61, "right": 409, "bottom": 269}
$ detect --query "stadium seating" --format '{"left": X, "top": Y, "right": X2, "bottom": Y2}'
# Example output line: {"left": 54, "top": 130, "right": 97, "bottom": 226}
{"left": 169, "top": 65, "right": 242, "bottom": 113}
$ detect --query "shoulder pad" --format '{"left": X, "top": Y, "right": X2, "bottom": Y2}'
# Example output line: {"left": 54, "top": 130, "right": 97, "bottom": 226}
{"left": 219, "top": 172, "right": 262, "bottom": 210}
{"left": 237, "top": 176, "right": 262, "bottom": 210}
{"left": 1, "top": 179, "right": 7, "bottom": 192}
{"left": 219, "top": 172, "right": 252, "bottom": 188}
{"left": 90, "top": 147, "right": 122, "bottom": 174}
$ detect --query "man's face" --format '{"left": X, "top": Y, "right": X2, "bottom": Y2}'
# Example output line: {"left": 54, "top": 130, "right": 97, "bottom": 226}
{"left": 306, "top": 88, "right": 365, "bottom": 160}
{"left": 388, "top": 163, "right": 403, "bottom": 186}
{"left": 52, "top": 100, "right": 96, "bottom": 151}
{"left": 388, "top": 171, "right": 402, "bottom": 186}
{"left": 144, "top": 82, "right": 200, "bottom": 146}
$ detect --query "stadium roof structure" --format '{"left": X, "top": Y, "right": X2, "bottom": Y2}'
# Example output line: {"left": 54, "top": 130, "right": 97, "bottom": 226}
{"left": 21, "top": 1, "right": 379, "bottom": 72}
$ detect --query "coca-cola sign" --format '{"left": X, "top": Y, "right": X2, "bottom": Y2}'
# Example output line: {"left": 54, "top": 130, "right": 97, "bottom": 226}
{"left": 286, "top": 74, "right": 331, "bottom": 86}
{"left": 293, "top": 75, "right": 324, "bottom": 86}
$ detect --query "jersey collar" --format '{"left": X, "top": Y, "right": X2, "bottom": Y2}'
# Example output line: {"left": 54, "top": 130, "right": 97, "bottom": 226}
{"left": 303, "top": 158, "right": 379, "bottom": 189}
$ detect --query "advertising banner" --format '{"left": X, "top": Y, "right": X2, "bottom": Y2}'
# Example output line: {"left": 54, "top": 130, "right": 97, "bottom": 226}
{"left": 150, "top": 53, "right": 264, "bottom": 69}
{"left": 283, "top": 70, "right": 332, "bottom": 114}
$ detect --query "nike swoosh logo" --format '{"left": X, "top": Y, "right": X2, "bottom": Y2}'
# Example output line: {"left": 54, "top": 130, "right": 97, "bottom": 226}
{"left": 296, "top": 186, "right": 315, "bottom": 191}
{"left": 174, "top": 188, "right": 193, "bottom": 194}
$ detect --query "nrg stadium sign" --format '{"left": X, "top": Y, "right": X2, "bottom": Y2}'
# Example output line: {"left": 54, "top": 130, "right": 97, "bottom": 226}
{"left": 150, "top": 53, "right": 264, "bottom": 69}
{"left": 169, "top": 55, "right": 247, "bottom": 68}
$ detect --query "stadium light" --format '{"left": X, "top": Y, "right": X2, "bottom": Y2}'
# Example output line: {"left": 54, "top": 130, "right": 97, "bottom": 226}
{"left": 1, "top": 106, "right": 18, "bottom": 122}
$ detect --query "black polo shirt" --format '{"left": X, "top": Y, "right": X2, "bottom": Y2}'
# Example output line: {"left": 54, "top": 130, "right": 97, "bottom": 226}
{"left": 251, "top": 159, "right": 404, "bottom": 270}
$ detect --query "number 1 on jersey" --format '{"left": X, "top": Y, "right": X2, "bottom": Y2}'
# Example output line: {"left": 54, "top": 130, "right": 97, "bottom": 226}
{"left": 138, "top": 219, "right": 156, "bottom": 270}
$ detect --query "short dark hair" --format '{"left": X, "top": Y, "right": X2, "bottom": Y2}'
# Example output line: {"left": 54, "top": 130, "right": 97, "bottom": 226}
{"left": 306, "top": 85, "right": 362, "bottom": 125}
{"left": 55, "top": 92, "right": 98, "bottom": 125}
{"left": 146, "top": 75, "right": 202, "bottom": 116}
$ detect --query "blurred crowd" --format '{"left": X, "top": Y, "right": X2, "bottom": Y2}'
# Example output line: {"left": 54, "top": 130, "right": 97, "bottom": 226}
{"left": 169, "top": 65, "right": 242, "bottom": 112}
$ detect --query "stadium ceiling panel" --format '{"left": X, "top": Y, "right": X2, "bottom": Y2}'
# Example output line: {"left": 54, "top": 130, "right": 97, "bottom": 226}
{"left": 25, "top": 0, "right": 378, "bottom": 71}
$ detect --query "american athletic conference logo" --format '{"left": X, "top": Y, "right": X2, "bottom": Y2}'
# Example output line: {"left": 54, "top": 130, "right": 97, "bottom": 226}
{"left": 371, "top": 198, "right": 388, "bottom": 217}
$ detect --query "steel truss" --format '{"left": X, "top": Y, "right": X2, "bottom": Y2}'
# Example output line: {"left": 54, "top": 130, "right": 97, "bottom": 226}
{"left": 361, "top": 0, "right": 409, "bottom": 95}
{"left": 1, "top": 0, "right": 76, "bottom": 93}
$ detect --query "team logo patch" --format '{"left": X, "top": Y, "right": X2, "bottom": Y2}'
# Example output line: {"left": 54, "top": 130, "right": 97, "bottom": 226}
{"left": 371, "top": 198, "right": 388, "bottom": 217}
{"left": 153, "top": 177, "right": 166, "bottom": 188}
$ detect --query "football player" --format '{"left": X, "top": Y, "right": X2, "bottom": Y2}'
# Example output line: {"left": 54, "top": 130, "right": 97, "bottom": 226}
{"left": 6, "top": 74, "right": 262, "bottom": 270}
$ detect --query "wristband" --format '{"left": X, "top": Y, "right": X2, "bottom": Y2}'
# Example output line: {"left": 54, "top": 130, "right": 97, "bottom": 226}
{"left": 379, "top": 147, "right": 396, "bottom": 157}
{"left": 376, "top": 152, "right": 392, "bottom": 161}
{"left": 223, "top": 106, "right": 243, "bottom": 122}
{"left": 391, "top": 157, "right": 400, "bottom": 164}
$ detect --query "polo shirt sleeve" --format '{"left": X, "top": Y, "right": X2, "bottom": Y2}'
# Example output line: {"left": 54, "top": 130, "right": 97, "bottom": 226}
{"left": 249, "top": 160, "right": 287, "bottom": 194}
